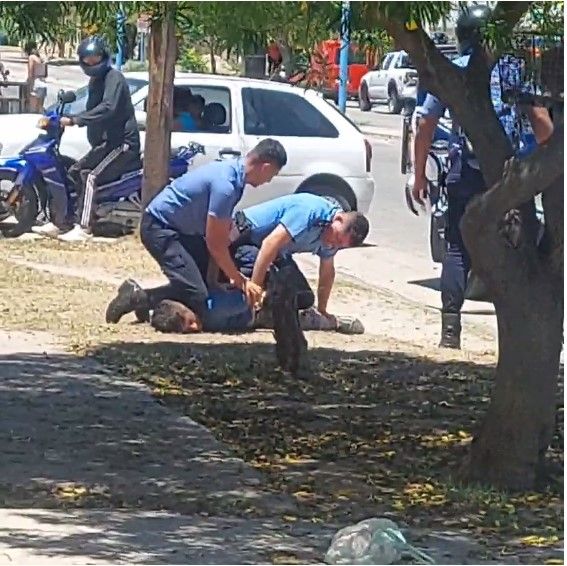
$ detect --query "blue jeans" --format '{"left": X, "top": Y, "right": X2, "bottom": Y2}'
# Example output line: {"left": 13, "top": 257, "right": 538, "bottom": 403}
{"left": 441, "top": 164, "right": 486, "bottom": 314}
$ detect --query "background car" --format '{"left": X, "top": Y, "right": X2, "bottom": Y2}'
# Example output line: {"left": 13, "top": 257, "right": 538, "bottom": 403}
{"left": 0, "top": 72, "right": 375, "bottom": 213}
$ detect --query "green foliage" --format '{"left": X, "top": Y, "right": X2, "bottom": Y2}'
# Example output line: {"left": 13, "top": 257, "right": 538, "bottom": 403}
{"left": 177, "top": 46, "right": 207, "bottom": 73}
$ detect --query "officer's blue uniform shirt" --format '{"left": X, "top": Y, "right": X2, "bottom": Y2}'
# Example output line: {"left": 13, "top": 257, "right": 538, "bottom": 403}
{"left": 420, "top": 53, "right": 538, "bottom": 165}
{"left": 146, "top": 158, "right": 246, "bottom": 236}
{"left": 243, "top": 193, "right": 341, "bottom": 259}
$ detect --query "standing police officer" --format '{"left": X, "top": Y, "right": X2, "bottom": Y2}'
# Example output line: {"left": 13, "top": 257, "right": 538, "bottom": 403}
{"left": 412, "top": 5, "right": 553, "bottom": 349}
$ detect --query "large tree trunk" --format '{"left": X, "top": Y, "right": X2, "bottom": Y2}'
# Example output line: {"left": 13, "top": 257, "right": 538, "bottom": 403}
{"left": 141, "top": 4, "right": 177, "bottom": 207}
{"left": 460, "top": 130, "right": 564, "bottom": 490}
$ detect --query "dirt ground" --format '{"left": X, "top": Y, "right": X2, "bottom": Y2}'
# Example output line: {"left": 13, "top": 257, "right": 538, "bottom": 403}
{"left": 0, "top": 235, "right": 563, "bottom": 564}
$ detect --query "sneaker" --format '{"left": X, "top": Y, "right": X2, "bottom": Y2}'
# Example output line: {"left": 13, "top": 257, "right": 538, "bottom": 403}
{"left": 105, "top": 279, "right": 148, "bottom": 324}
{"left": 32, "top": 222, "right": 61, "bottom": 238}
{"left": 58, "top": 224, "right": 92, "bottom": 243}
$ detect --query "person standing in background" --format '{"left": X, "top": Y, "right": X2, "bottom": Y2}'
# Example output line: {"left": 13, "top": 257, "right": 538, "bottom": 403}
{"left": 24, "top": 41, "right": 47, "bottom": 113}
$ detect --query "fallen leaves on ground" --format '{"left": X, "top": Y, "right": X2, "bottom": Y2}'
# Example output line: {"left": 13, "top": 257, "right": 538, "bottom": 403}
{"left": 90, "top": 339, "right": 564, "bottom": 561}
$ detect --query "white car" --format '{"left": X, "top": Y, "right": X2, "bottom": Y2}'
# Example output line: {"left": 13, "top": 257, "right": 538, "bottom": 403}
{"left": 0, "top": 72, "right": 375, "bottom": 213}
{"left": 358, "top": 51, "right": 419, "bottom": 114}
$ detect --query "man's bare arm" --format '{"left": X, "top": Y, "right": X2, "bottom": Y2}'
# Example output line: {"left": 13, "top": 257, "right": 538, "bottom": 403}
{"left": 317, "top": 257, "right": 335, "bottom": 315}
{"left": 251, "top": 224, "right": 292, "bottom": 287}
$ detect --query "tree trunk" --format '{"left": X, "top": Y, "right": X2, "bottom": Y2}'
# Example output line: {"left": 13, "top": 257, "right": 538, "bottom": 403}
{"left": 460, "top": 139, "right": 564, "bottom": 490}
{"left": 209, "top": 40, "right": 217, "bottom": 74}
{"left": 141, "top": 5, "right": 177, "bottom": 207}
{"left": 462, "top": 278, "right": 562, "bottom": 489}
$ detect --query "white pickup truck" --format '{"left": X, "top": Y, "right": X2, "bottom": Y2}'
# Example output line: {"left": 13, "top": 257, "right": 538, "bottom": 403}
{"left": 358, "top": 50, "right": 419, "bottom": 114}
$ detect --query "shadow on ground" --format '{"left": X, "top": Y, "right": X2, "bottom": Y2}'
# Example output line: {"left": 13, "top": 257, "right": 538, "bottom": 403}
{"left": 0, "top": 339, "right": 563, "bottom": 564}
{"left": 90, "top": 341, "right": 564, "bottom": 552}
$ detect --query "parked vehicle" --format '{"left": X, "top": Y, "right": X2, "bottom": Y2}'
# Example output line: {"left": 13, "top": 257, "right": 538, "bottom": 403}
{"left": 0, "top": 89, "right": 205, "bottom": 237}
{"left": 0, "top": 72, "right": 375, "bottom": 215}
{"left": 358, "top": 50, "right": 419, "bottom": 114}
{"left": 359, "top": 45, "right": 459, "bottom": 114}
{"left": 310, "top": 40, "right": 370, "bottom": 103}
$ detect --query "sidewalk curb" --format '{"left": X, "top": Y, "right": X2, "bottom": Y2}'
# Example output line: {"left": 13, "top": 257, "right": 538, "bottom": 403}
{"left": 360, "top": 126, "right": 401, "bottom": 140}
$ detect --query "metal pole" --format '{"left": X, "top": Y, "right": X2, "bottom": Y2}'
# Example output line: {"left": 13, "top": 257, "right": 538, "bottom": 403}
{"left": 338, "top": 0, "right": 351, "bottom": 113}
{"left": 116, "top": 8, "right": 126, "bottom": 70}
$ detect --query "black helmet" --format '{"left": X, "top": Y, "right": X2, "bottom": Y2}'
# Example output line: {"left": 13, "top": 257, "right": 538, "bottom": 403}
{"left": 77, "top": 36, "right": 111, "bottom": 78}
{"left": 456, "top": 4, "right": 492, "bottom": 55}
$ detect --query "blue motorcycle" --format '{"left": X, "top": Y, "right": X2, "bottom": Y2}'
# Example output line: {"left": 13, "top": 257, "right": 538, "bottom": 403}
{"left": 0, "top": 89, "right": 205, "bottom": 237}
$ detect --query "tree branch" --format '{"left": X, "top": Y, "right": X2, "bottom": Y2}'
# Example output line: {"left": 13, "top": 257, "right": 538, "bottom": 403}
{"left": 493, "top": 1, "right": 533, "bottom": 29}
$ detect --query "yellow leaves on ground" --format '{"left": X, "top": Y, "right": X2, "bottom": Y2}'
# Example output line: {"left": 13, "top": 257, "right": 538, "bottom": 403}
{"left": 520, "top": 535, "right": 560, "bottom": 547}
{"left": 54, "top": 483, "right": 89, "bottom": 500}
{"left": 419, "top": 431, "right": 473, "bottom": 448}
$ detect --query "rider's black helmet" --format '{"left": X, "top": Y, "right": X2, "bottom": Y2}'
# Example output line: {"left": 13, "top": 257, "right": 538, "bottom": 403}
{"left": 455, "top": 4, "right": 492, "bottom": 55}
{"left": 77, "top": 36, "right": 111, "bottom": 78}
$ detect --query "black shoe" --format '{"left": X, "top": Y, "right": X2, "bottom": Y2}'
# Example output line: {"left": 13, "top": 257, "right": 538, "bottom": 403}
{"left": 105, "top": 279, "right": 148, "bottom": 324}
{"left": 134, "top": 307, "right": 151, "bottom": 323}
{"left": 439, "top": 313, "right": 462, "bottom": 349}
{"left": 268, "top": 266, "right": 308, "bottom": 374}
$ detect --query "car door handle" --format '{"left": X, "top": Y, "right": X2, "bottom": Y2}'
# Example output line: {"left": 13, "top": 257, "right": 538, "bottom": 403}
{"left": 219, "top": 147, "right": 241, "bottom": 157}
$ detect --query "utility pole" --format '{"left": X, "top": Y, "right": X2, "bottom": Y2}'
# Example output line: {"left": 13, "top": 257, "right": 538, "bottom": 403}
{"left": 338, "top": 0, "right": 351, "bottom": 113}
{"left": 115, "top": 7, "right": 126, "bottom": 70}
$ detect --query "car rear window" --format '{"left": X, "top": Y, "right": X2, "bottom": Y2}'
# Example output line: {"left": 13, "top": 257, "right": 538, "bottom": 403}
{"left": 242, "top": 88, "right": 339, "bottom": 138}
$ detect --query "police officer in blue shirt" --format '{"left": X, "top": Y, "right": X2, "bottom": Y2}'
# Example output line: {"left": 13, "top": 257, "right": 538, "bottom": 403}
{"left": 228, "top": 193, "right": 369, "bottom": 325}
{"left": 413, "top": 5, "right": 554, "bottom": 349}
{"left": 105, "top": 138, "right": 287, "bottom": 328}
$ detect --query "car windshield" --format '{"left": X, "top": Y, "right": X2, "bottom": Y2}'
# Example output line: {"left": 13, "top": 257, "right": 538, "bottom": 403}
{"left": 45, "top": 78, "right": 148, "bottom": 115}
{"left": 398, "top": 53, "right": 415, "bottom": 69}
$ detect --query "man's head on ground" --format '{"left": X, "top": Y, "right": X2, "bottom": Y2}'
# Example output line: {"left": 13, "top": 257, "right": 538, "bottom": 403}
{"left": 151, "top": 300, "right": 202, "bottom": 334}
{"left": 322, "top": 211, "right": 369, "bottom": 249}
{"left": 245, "top": 138, "right": 287, "bottom": 188}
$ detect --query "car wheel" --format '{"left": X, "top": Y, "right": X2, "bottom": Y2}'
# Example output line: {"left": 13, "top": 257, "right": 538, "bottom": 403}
{"left": 300, "top": 184, "right": 355, "bottom": 212}
{"left": 359, "top": 83, "right": 372, "bottom": 112}
{"left": 388, "top": 86, "right": 403, "bottom": 114}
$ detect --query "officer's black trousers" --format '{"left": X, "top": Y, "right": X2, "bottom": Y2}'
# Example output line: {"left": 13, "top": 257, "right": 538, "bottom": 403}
{"left": 440, "top": 164, "right": 486, "bottom": 314}
{"left": 140, "top": 211, "right": 209, "bottom": 319}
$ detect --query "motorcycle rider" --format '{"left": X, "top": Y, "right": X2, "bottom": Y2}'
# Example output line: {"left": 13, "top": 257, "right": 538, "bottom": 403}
{"left": 34, "top": 36, "right": 141, "bottom": 241}
{"left": 412, "top": 5, "right": 554, "bottom": 349}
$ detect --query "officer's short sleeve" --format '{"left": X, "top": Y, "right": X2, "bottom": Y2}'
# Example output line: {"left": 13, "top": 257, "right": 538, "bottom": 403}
{"left": 420, "top": 93, "right": 446, "bottom": 119}
{"left": 208, "top": 178, "right": 237, "bottom": 221}
{"left": 279, "top": 202, "right": 311, "bottom": 240}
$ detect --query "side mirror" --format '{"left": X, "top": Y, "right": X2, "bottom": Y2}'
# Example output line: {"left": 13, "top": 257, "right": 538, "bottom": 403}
{"left": 135, "top": 109, "right": 146, "bottom": 131}
{"left": 58, "top": 90, "right": 76, "bottom": 104}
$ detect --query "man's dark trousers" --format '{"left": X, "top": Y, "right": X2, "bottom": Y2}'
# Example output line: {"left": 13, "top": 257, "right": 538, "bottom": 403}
{"left": 440, "top": 163, "right": 486, "bottom": 314}
{"left": 140, "top": 211, "right": 209, "bottom": 319}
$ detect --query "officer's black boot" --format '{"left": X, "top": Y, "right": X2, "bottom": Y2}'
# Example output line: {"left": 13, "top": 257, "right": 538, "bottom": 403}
{"left": 105, "top": 279, "right": 149, "bottom": 324}
{"left": 439, "top": 313, "right": 461, "bottom": 349}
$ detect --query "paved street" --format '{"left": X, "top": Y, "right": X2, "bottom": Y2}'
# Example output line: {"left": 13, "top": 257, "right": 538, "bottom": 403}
{"left": 0, "top": 53, "right": 495, "bottom": 337}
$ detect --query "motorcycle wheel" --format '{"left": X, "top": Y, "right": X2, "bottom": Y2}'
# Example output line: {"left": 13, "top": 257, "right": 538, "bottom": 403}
{"left": 0, "top": 171, "right": 43, "bottom": 238}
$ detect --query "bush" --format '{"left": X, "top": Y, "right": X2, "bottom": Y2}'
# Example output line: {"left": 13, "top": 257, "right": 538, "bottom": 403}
{"left": 123, "top": 59, "right": 148, "bottom": 72}
{"left": 177, "top": 47, "right": 207, "bottom": 73}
